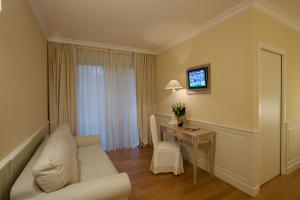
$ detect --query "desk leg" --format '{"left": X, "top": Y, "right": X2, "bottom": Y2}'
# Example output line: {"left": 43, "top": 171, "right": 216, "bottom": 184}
{"left": 208, "top": 135, "right": 216, "bottom": 177}
{"left": 160, "top": 127, "right": 164, "bottom": 141}
{"left": 193, "top": 143, "right": 198, "bottom": 184}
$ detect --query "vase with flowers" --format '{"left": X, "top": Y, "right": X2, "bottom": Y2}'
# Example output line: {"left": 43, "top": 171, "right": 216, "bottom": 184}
{"left": 172, "top": 102, "right": 186, "bottom": 127}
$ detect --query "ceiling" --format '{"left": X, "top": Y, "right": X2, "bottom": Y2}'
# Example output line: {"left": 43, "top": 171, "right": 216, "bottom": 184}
{"left": 27, "top": 0, "right": 300, "bottom": 53}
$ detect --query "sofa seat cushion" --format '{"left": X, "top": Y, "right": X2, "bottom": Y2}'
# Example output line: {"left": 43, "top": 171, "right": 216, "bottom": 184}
{"left": 78, "top": 145, "right": 118, "bottom": 181}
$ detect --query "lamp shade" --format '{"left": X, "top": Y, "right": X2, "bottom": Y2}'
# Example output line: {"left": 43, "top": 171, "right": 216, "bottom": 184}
{"left": 165, "top": 80, "right": 183, "bottom": 90}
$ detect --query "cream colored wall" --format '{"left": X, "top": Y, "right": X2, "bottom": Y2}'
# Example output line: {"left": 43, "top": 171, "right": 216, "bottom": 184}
{"left": 156, "top": 7, "right": 300, "bottom": 130}
{"left": 252, "top": 9, "right": 300, "bottom": 124}
{"left": 156, "top": 10, "right": 255, "bottom": 130}
{"left": 0, "top": 0, "right": 48, "bottom": 160}
{"left": 156, "top": 7, "right": 300, "bottom": 192}
{"left": 155, "top": 10, "right": 260, "bottom": 194}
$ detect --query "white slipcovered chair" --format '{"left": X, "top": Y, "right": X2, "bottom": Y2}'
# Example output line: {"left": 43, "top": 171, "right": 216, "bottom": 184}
{"left": 149, "top": 115, "right": 184, "bottom": 175}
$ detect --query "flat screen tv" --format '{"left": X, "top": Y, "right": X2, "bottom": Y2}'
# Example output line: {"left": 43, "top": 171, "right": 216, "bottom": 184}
{"left": 186, "top": 63, "right": 210, "bottom": 94}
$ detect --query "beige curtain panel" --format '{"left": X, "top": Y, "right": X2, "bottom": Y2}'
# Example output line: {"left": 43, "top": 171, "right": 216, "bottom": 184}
{"left": 48, "top": 42, "right": 155, "bottom": 145}
{"left": 48, "top": 42, "right": 77, "bottom": 133}
{"left": 134, "top": 53, "right": 156, "bottom": 146}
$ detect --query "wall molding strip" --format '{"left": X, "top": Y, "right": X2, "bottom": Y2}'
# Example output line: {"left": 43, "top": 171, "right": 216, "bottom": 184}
{"left": 155, "top": 0, "right": 254, "bottom": 53}
{"left": 253, "top": 0, "right": 300, "bottom": 33}
{"left": 155, "top": 113, "right": 258, "bottom": 135}
{"left": 0, "top": 122, "right": 49, "bottom": 200}
{"left": 156, "top": 0, "right": 300, "bottom": 53}
{"left": 0, "top": 122, "right": 49, "bottom": 169}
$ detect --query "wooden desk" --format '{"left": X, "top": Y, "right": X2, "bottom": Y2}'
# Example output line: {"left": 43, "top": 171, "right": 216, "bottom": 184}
{"left": 160, "top": 123, "right": 216, "bottom": 184}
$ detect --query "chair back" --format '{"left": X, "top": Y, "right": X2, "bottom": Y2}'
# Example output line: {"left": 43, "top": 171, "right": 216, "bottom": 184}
{"left": 150, "top": 115, "right": 159, "bottom": 148}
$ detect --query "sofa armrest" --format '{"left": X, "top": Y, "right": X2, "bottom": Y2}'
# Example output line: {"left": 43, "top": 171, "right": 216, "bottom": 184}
{"left": 74, "top": 135, "right": 100, "bottom": 147}
{"left": 25, "top": 173, "right": 131, "bottom": 200}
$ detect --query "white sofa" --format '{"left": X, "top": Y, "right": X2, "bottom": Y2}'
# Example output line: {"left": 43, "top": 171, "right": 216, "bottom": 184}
{"left": 10, "top": 124, "right": 131, "bottom": 200}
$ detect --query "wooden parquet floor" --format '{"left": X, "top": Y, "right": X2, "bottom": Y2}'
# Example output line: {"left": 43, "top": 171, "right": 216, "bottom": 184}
{"left": 107, "top": 147, "right": 300, "bottom": 200}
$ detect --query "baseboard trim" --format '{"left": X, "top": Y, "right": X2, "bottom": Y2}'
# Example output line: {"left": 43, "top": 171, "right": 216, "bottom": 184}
{"left": 286, "top": 157, "right": 300, "bottom": 175}
{"left": 182, "top": 152, "right": 259, "bottom": 197}
{"left": 215, "top": 165, "right": 260, "bottom": 197}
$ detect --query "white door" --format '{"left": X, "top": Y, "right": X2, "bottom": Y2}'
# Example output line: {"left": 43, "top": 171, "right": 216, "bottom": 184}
{"left": 259, "top": 49, "right": 282, "bottom": 185}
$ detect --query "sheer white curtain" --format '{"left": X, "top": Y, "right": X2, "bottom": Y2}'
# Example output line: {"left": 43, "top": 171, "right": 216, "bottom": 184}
{"left": 76, "top": 65, "right": 106, "bottom": 136}
{"left": 76, "top": 48, "right": 139, "bottom": 150}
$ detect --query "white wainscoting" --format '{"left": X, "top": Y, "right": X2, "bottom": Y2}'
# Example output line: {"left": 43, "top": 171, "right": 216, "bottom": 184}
{"left": 286, "top": 119, "right": 300, "bottom": 174}
{"left": 155, "top": 113, "right": 260, "bottom": 196}
{"left": 0, "top": 122, "right": 49, "bottom": 200}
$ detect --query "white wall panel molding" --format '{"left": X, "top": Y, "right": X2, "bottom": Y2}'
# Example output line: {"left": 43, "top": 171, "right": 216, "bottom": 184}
{"left": 286, "top": 120, "right": 300, "bottom": 174}
{"left": 155, "top": 113, "right": 259, "bottom": 196}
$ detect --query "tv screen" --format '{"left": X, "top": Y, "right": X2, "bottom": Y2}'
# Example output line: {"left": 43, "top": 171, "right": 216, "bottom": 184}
{"left": 188, "top": 68, "right": 208, "bottom": 89}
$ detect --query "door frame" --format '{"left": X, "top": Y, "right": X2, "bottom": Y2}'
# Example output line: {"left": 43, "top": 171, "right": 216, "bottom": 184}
{"left": 257, "top": 42, "right": 287, "bottom": 184}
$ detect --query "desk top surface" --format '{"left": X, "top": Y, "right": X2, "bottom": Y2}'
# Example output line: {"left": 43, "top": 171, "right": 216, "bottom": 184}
{"left": 160, "top": 123, "right": 216, "bottom": 136}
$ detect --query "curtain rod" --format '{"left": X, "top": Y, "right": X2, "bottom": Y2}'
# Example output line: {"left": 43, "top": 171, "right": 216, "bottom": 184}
{"left": 47, "top": 39, "right": 156, "bottom": 56}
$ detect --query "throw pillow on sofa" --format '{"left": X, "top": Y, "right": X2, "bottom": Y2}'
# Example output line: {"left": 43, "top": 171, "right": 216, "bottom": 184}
{"left": 32, "top": 125, "right": 79, "bottom": 192}
{"left": 53, "top": 123, "right": 79, "bottom": 183}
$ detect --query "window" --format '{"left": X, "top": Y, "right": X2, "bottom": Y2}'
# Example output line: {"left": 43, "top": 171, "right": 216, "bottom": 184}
{"left": 76, "top": 64, "right": 139, "bottom": 150}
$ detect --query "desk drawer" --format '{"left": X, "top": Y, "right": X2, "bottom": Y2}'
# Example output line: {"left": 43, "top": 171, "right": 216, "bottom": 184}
{"left": 167, "top": 128, "right": 175, "bottom": 135}
{"left": 174, "top": 131, "right": 184, "bottom": 139}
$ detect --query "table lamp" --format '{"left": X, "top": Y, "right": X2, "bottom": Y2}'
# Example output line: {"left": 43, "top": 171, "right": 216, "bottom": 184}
{"left": 165, "top": 80, "right": 183, "bottom": 124}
